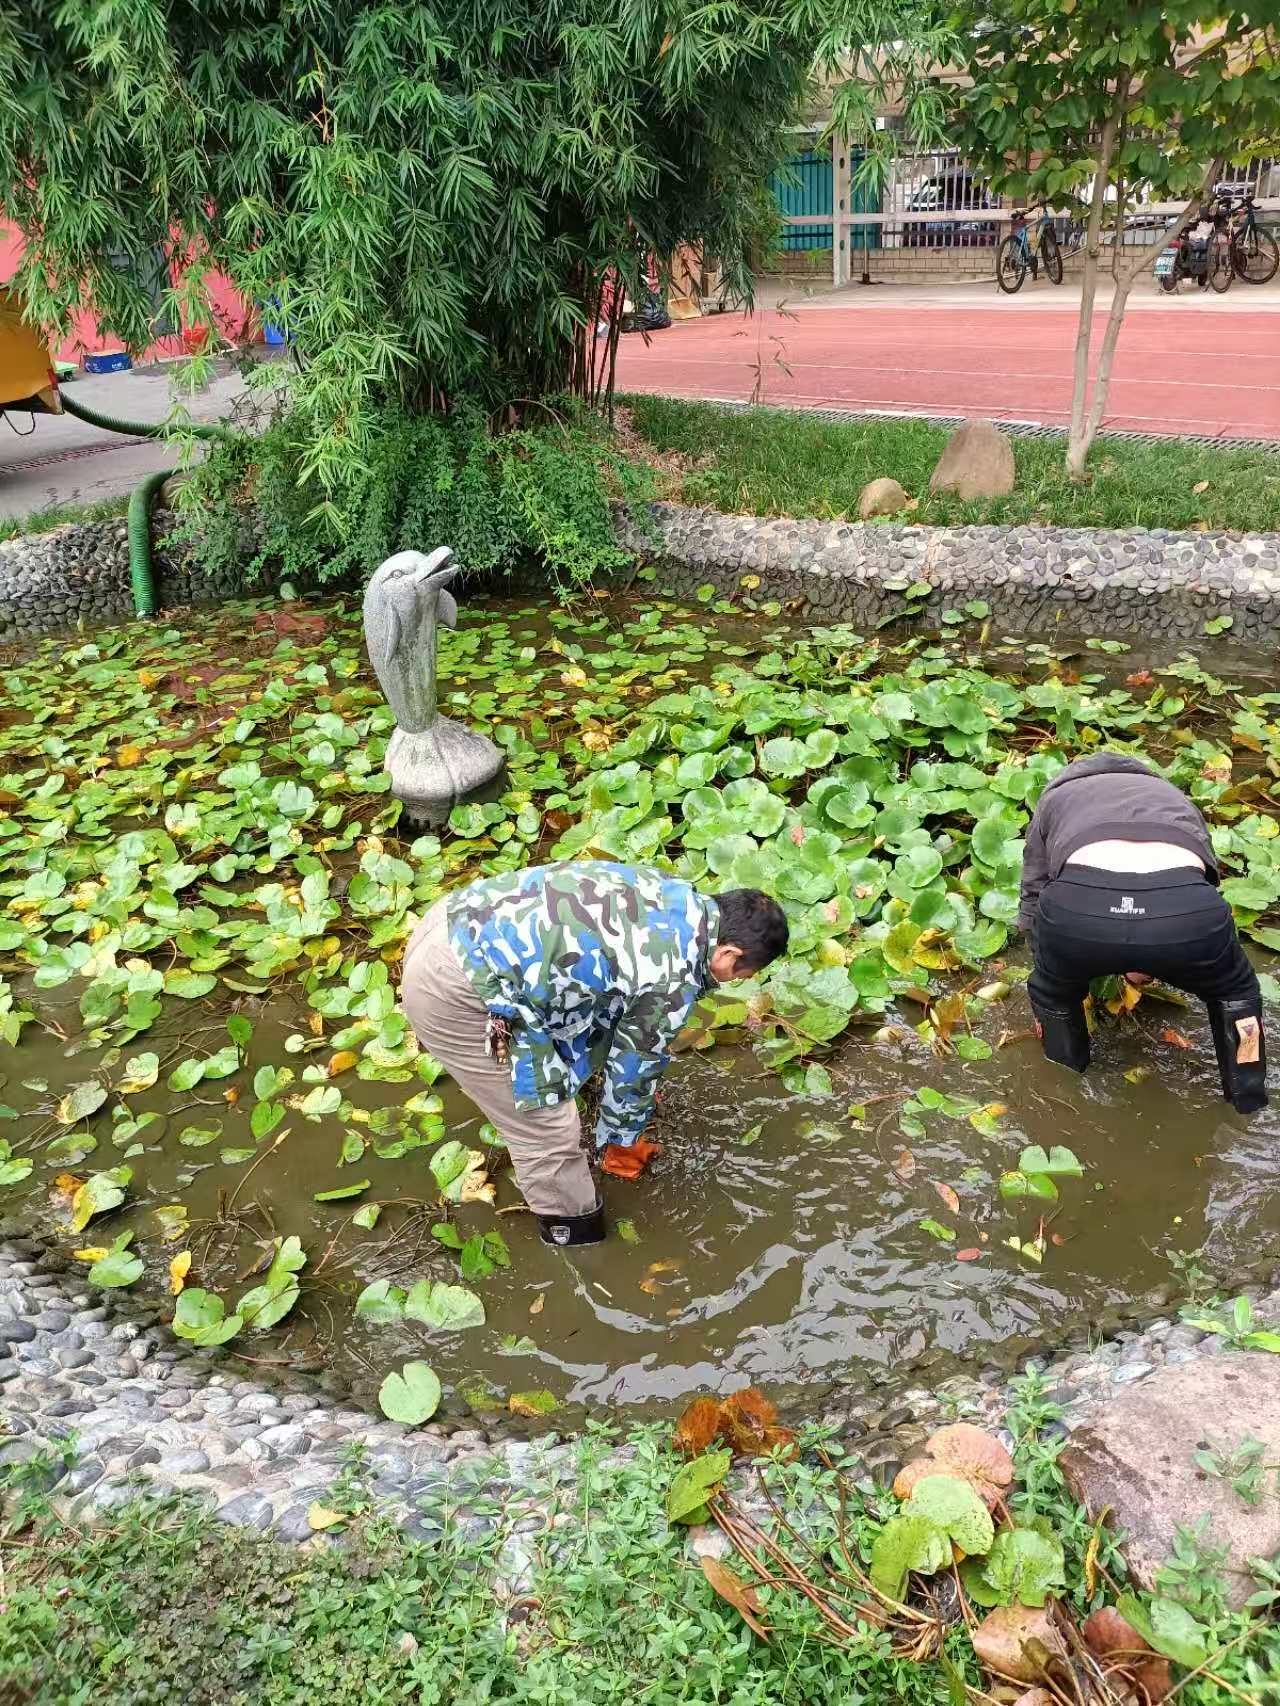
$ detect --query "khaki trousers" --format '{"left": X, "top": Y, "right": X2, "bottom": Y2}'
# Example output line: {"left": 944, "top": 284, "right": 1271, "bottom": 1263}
{"left": 400, "top": 901, "right": 599, "bottom": 1217}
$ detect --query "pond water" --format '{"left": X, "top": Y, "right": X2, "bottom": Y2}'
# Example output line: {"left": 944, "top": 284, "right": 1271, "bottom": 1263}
{"left": 1, "top": 591, "right": 1277, "bottom": 1429}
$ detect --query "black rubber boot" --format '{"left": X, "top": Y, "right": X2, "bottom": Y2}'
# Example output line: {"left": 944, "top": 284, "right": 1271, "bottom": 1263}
{"left": 1030, "top": 999, "right": 1091, "bottom": 1073}
{"left": 1207, "top": 998, "right": 1269, "bottom": 1114}
{"left": 536, "top": 1200, "right": 607, "bottom": 1248}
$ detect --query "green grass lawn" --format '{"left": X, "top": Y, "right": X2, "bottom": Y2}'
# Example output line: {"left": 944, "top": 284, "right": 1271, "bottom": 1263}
{"left": 625, "top": 396, "right": 1280, "bottom": 534}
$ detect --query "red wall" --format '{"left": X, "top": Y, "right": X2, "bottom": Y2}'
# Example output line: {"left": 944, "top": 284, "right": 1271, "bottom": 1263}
{"left": 1, "top": 223, "right": 255, "bottom": 363}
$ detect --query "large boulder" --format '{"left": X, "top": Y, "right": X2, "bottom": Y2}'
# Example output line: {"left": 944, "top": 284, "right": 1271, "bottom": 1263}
{"left": 1060, "top": 1351, "right": 1280, "bottom": 1609}
{"left": 929, "top": 419, "right": 1015, "bottom": 501}
{"left": 857, "top": 477, "right": 909, "bottom": 519}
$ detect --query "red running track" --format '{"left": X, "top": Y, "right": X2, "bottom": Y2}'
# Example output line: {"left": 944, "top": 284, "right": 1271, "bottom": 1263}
{"left": 614, "top": 304, "right": 1280, "bottom": 439}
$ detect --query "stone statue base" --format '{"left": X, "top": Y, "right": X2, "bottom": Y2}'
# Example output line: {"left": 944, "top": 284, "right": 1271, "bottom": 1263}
{"left": 386, "top": 716, "right": 505, "bottom": 826}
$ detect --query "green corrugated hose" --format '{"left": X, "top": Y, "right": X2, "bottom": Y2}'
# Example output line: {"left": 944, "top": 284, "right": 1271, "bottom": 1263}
{"left": 59, "top": 389, "right": 236, "bottom": 618}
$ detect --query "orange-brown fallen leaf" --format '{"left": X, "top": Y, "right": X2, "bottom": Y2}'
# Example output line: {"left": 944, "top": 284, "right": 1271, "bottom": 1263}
{"left": 893, "top": 1149, "right": 917, "bottom": 1181}
{"left": 1160, "top": 1026, "right": 1194, "bottom": 1050}
{"left": 1125, "top": 671, "right": 1154, "bottom": 689}
{"left": 169, "top": 1251, "right": 192, "bottom": 1295}
{"left": 932, "top": 1181, "right": 960, "bottom": 1214}
{"left": 673, "top": 1387, "right": 796, "bottom": 1461}
{"left": 893, "top": 1422, "right": 1013, "bottom": 1511}
{"left": 699, "top": 1555, "right": 770, "bottom": 1641}
{"left": 972, "top": 1604, "right": 1065, "bottom": 1683}
{"left": 529, "top": 1293, "right": 545, "bottom": 1316}
{"left": 955, "top": 1248, "right": 982, "bottom": 1262}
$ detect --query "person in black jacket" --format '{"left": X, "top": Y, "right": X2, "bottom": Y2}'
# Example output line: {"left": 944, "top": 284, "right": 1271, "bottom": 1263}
{"left": 1019, "top": 753, "right": 1267, "bottom": 1113}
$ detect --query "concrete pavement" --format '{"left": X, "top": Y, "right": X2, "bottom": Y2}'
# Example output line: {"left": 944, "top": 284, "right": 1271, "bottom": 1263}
{"left": 1, "top": 359, "right": 280, "bottom": 525}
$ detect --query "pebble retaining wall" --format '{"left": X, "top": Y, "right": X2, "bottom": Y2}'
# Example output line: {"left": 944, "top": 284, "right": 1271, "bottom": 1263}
{"left": 3, "top": 1230, "right": 1278, "bottom": 1549}
{"left": 0, "top": 510, "right": 262, "bottom": 641}
{"left": 4, "top": 504, "right": 1280, "bottom": 645}
{"left": 617, "top": 503, "right": 1280, "bottom": 644}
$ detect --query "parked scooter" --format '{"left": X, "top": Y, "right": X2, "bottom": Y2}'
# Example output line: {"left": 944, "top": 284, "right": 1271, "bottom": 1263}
{"left": 1155, "top": 198, "right": 1234, "bottom": 294}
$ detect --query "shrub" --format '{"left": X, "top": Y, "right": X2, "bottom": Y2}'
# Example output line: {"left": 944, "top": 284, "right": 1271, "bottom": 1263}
{"left": 174, "top": 401, "right": 654, "bottom": 593}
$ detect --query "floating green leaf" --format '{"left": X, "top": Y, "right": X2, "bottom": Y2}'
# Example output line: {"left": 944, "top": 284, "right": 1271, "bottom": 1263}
{"left": 314, "top": 1179, "right": 371, "bottom": 1202}
{"left": 172, "top": 1287, "right": 243, "bottom": 1346}
{"left": 56, "top": 1081, "right": 107, "bottom": 1126}
{"left": 69, "top": 1166, "right": 131, "bottom": 1233}
{"left": 404, "top": 1279, "right": 486, "bottom": 1331}
{"left": 378, "top": 1360, "right": 442, "bottom": 1424}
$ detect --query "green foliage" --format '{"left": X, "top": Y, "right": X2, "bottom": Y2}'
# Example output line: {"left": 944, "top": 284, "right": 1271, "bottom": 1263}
{"left": 175, "top": 401, "right": 657, "bottom": 593}
{"left": 1181, "top": 1293, "right": 1280, "bottom": 1354}
{"left": 945, "top": 4, "right": 1280, "bottom": 214}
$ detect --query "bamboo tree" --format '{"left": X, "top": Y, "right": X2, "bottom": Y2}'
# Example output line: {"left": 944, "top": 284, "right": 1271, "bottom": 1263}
{"left": 0, "top": 0, "right": 952, "bottom": 537}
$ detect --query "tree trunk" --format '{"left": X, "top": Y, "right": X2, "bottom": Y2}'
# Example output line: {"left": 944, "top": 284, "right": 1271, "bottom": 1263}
{"left": 1072, "top": 163, "right": 1222, "bottom": 469}
{"left": 1066, "top": 77, "right": 1128, "bottom": 480}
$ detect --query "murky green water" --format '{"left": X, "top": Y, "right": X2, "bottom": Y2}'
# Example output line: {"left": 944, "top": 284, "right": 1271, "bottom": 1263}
{"left": 1, "top": 594, "right": 1277, "bottom": 1427}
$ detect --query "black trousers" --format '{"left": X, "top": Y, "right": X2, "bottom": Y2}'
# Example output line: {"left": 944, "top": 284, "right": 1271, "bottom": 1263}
{"left": 1030, "top": 867, "right": 1259, "bottom": 1007}
{"left": 1028, "top": 865, "right": 1266, "bottom": 1112}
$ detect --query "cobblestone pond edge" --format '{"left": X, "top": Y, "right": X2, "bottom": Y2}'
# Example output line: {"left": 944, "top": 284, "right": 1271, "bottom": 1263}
{"left": 4, "top": 1232, "right": 1278, "bottom": 1551}
{"left": 4, "top": 503, "right": 1280, "bottom": 643}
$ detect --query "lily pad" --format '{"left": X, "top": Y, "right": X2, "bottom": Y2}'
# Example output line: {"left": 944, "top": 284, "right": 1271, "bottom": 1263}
{"left": 378, "top": 1360, "right": 442, "bottom": 1425}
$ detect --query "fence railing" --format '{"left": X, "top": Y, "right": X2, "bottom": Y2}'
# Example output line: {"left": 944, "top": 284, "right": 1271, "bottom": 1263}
{"left": 779, "top": 136, "right": 1280, "bottom": 286}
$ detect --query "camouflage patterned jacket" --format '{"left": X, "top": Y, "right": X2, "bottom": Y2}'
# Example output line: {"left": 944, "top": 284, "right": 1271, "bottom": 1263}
{"left": 447, "top": 862, "right": 719, "bottom": 1149}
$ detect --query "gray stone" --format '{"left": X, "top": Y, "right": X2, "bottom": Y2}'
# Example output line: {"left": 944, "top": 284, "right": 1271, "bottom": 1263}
{"left": 159, "top": 1450, "right": 212, "bottom": 1476}
{"left": 1112, "top": 1362, "right": 1155, "bottom": 1386}
{"left": 928, "top": 421, "right": 1016, "bottom": 501}
{"left": 274, "top": 1504, "right": 317, "bottom": 1544}
{"left": 63, "top": 1460, "right": 105, "bottom": 1495}
{"left": 857, "top": 477, "right": 910, "bottom": 520}
{"left": 36, "top": 1311, "right": 71, "bottom": 1332}
{"left": 363, "top": 548, "right": 504, "bottom": 823}
{"left": 0, "top": 1317, "right": 36, "bottom": 1346}
{"left": 1061, "top": 1352, "right": 1280, "bottom": 1609}
{"left": 216, "top": 1493, "right": 274, "bottom": 1530}
{"left": 259, "top": 1424, "right": 309, "bottom": 1456}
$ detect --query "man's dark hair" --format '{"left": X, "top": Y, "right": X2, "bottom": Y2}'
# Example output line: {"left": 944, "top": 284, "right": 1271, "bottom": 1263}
{"left": 716, "top": 889, "right": 788, "bottom": 972}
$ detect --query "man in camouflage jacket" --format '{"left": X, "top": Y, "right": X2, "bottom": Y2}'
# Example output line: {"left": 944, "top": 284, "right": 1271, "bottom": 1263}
{"left": 401, "top": 862, "right": 787, "bottom": 1246}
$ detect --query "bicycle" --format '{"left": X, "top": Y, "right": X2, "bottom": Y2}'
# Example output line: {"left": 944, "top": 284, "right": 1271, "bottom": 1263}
{"left": 996, "top": 205, "right": 1063, "bottom": 293}
{"left": 1226, "top": 191, "right": 1280, "bottom": 284}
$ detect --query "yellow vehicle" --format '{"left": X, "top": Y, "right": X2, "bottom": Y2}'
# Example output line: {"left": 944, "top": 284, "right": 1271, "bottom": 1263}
{"left": 0, "top": 286, "right": 61, "bottom": 414}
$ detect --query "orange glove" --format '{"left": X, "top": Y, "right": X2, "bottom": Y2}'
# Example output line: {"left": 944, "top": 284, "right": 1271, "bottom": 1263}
{"left": 600, "top": 1139, "right": 663, "bottom": 1180}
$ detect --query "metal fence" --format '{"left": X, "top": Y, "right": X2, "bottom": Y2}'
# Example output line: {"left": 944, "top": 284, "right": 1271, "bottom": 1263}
{"left": 771, "top": 139, "right": 1280, "bottom": 285}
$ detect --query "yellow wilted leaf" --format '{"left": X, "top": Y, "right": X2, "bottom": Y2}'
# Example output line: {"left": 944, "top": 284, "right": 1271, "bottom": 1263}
{"left": 648, "top": 1259, "right": 681, "bottom": 1275}
{"left": 639, "top": 1277, "right": 663, "bottom": 1294}
{"left": 53, "top": 1173, "right": 84, "bottom": 1204}
{"left": 328, "top": 1050, "right": 358, "bottom": 1077}
{"left": 73, "top": 1246, "right": 109, "bottom": 1264}
{"left": 137, "top": 668, "right": 160, "bottom": 687}
{"left": 169, "top": 1251, "right": 192, "bottom": 1295}
{"left": 308, "top": 1012, "right": 325, "bottom": 1037}
{"left": 529, "top": 1293, "right": 545, "bottom": 1316}
{"left": 307, "top": 1502, "right": 345, "bottom": 1531}
{"left": 459, "top": 1172, "right": 496, "bottom": 1206}
{"left": 116, "top": 745, "right": 144, "bottom": 768}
